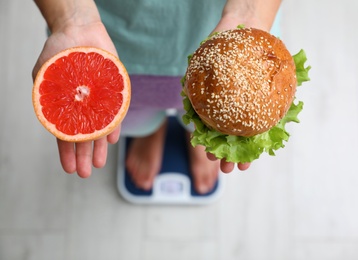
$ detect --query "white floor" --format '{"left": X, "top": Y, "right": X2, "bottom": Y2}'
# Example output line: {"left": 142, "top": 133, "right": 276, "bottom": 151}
{"left": 1, "top": 0, "right": 358, "bottom": 259}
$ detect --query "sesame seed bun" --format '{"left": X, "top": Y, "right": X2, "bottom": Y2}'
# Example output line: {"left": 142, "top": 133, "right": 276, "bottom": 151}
{"left": 184, "top": 27, "right": 297, "bottom": 137}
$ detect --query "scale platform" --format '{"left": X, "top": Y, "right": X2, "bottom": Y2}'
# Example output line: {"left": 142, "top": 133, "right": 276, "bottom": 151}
{"left": 117, "top": 117, "right": 224, "bottom": 205}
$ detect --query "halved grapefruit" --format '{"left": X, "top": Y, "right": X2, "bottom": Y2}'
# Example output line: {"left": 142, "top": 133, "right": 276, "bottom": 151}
{"left": 32, "top": 46, "right": 131, "bottom": 142}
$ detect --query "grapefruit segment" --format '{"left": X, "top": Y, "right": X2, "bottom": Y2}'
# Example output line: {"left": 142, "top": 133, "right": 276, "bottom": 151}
{"left": 33, "top": 46, "right": 131, "bottom": 142}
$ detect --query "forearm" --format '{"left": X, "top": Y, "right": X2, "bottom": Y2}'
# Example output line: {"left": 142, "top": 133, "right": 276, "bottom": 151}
{"left": 219, "top": 0, "right": 281, "bottom": 31}
{"left": 33, "top": 0, "right": 101, "bottom": 32}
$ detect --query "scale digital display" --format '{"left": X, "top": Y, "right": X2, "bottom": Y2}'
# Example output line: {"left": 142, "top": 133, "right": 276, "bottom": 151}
{"left": 159, "top": 180, "right": 184, "bottom": 195}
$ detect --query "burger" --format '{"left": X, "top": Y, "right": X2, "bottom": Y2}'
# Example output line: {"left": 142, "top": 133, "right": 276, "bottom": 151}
{"left": 181, "top": 26, "right": 310, "bottom": 163}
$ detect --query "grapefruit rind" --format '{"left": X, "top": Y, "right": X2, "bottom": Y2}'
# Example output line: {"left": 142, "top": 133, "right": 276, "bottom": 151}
{"left": 32, "top": 46, "right": 131, "bottom": 142}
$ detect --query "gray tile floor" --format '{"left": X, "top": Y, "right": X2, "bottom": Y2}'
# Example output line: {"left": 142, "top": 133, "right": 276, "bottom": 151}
{"left": 1, "top": 0, "right": 358, "bottom": 259}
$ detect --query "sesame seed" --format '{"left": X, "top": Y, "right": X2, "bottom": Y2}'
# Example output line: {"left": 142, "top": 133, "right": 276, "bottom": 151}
{"left": 185, "top": 27, "right": 296, "bottom": 136}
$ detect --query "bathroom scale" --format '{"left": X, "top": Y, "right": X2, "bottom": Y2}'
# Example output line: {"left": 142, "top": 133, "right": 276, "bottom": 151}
{"left": 117, "top": 116, "right": 224, "bottom": 205}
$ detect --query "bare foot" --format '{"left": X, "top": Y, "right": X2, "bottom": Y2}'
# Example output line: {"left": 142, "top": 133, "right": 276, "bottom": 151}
{"left": 125, "top": 120, "right": 167, "bottom": 190}
{"left": 186, "top": 132, "right": 220, "bottom": 194}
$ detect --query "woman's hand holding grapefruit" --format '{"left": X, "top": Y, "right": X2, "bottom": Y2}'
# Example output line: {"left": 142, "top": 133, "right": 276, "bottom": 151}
{"left": 32, "top": 19, "right": 127, "bottom": 178}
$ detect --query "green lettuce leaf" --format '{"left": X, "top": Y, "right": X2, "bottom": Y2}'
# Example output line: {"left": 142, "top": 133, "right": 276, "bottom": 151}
{"left": 293, "top": 49, "right": 311, "bottom": 86}
{"left": 181, "top": 48, "right": 311, "bottom": 163}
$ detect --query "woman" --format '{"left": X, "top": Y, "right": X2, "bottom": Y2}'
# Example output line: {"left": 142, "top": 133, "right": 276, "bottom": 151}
{"left": 33, "top": 0, "right": 281, "bottom": 193}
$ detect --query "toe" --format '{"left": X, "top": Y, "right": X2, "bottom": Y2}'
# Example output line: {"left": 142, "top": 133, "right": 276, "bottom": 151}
{"left": 192, "top": 164, "right": 219, "bottom": 194}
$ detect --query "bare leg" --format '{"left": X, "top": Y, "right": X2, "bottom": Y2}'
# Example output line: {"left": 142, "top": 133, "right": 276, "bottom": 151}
{"left": 125, "top": 120, "right": 168, "bottom": 190}
{"left": 186, "top": 132, "right": 220, "bottom": 194}
{"left": 126, "top": 121, "right": 220, "bottom": 193}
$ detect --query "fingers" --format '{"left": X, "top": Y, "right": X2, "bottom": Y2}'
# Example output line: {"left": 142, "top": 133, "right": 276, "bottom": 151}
{"left": 57, "top": 139, "right": 76, "bottom": 174}
{"left": 207, "top": 152, "right": 235, "bottom": 172}
{"left": 206, "top": 152, "right": 217, "bottom": 161}
{"left": 220, "top": 160, "right": 251, "bottom": 173}
{"left": 206, "top": 152, "right": 252, "bottom": 173}
{"left": 107, "top": 126, "right": 120, "bottom": 144}
{"left": 93, "top": 138, "right": 108, "bottom": 168}
{"left": 57, "top": 136, "right": 112, "bottom": 178}
{"left": 220, "top": 159, "right": 235, "bottom": 173}
{"left": 238, "top": 162, "right": 251, "bottom": 171}
{"left": 75, "top": 142, "right": 93, "bottom": 178}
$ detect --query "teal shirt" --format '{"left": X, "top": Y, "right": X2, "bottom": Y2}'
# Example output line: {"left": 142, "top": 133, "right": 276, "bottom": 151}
{"left": 96, "top": 0, "right": 226, "bottom": 76}
{"left": 95, "top": 0, "right": 281, "bottom": 76}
